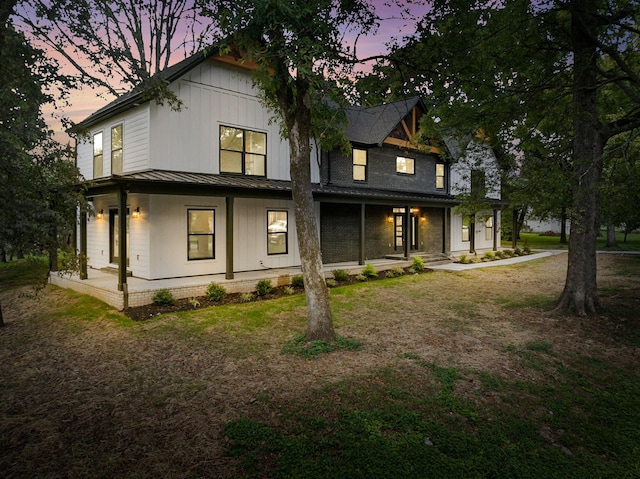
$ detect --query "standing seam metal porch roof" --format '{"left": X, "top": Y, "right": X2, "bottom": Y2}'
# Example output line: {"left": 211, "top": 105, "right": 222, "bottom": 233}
{"left": 85, "top": 169, "right": 460, "bottom": 205}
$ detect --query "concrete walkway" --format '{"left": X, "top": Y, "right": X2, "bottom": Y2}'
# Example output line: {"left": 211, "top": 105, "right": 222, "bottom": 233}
{"left": 429, "top": 251, "right": 567, "bottom": 272}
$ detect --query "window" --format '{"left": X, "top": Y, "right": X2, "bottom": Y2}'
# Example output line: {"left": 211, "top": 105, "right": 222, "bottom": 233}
{"left": 486, "top": 216, "right": 494, "bottom": 241}
{"left": 462, "top": 216, "right": 470, "bottom": 242}
{"left": 220, "top": 126, "right": 266, "bottom": 176}
{"left": 188, "top": 209, "right": 215, "bottom": 260}
{"left": 93, "top": 132, "right": 103, "bottom": 178}
{"left": 436, "top": 163, "right": 445, "bottom": 189}
{"left": 267, "top": 210, "right": 288, "bottom": 255}
{"left": 111, "top": 124, "right": 123, "bottom": 174}
{"left": 396, "top": 156, "right": 415, "bottom": 175}
{"left": 353, "top": 148, "right": 367, "bottom": 181}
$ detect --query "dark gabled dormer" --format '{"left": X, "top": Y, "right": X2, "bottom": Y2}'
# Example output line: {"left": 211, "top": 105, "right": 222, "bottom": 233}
{"left": 322, "top": 97, "right": 449, "bottom": 195}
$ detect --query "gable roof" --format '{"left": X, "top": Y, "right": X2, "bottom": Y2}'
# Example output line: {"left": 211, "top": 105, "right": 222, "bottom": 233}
{"left": 72, "top": 48, "right": 220, "bottom": 131}
{"left": 344, "top": 97, "right": 425, "bottom": 146}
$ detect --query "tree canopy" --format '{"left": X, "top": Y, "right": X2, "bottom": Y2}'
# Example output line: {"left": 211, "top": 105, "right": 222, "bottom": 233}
{"left": 368, "top": 0, "right": 640, "bottom": 315}
{"left": 200, "top": 0, "right": 380, "bottom": 341}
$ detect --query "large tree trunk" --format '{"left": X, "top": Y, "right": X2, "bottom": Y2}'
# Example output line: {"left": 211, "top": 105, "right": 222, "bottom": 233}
{"left": 555, "top": 4, "right": 602, "bottom": 316}
{"left": 284, "top": 87, "right": 335, "bottom": 343}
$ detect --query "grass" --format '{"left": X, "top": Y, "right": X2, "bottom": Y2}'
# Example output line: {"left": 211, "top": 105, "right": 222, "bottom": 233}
{"left": 1, "top": 254, "right": 639, "bottom": 478}
{"left": 224, "top": 357, "right": 640, "bottom": 478}
{"left": 506, "top": 231, "right": 640, "bottom": 251}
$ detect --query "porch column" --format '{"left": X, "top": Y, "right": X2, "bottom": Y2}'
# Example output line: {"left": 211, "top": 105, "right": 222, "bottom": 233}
{"left": 403, "top": 205, "right": 410, "bottom": 260}
{"left": 79, "top": 210, "right": 88, "bottom": 280}
{"left": 225, "top": 196, "right": 234, "bottom": 280}
{"left": 117, "top": 187, "right": 128, "bottom": 292}
{"left": 359, "top": 203, "right": 365, "bottom": 265}
{"left": 493, "top": 209, "right": 498, "bottom": 251}
{"left": 443, "top": 207, "right": 451, "bottom": 256}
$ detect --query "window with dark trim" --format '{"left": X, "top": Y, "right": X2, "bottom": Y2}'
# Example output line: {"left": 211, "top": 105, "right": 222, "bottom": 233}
{"left": 93, "top": 132, "right": 103, "bottom": 178}
{"left": 111, "top": 124, "right": 123, "bottom": 174}
{"left": 396, "top": 156, "right": 415, "bottom": 175}
{"left": 353, "top": 148, "right": 367, "bottom": 181}
{"left": 485, "top": 216, "right": 494, "bottom": 241}
{"left": 471, "top": 169, "right": 486, "bottom": 199}
{"left": 462, "top": 216, "right": 470, "bottom": 242}
{"left": 267, "top": 210, "right": 288, "bottom": 255}
{"left": 436, "top": 163, "right": 445, "bottom": 189}
{"left": 188, "top": 209, "right": 215, "bottom": 260}
{"left": 220, "top": 125, "right": 266, "bottom": 176}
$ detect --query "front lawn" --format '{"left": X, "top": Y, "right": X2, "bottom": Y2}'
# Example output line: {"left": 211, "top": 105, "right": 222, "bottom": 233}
{"left": 1, "top": 253, "right": 639, "bottom": 478}
{"left": 506, "top": 231, "right": 640, "bottom": 252}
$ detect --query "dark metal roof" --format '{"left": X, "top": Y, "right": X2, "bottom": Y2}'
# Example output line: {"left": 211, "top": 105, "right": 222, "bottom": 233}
{"left": 345, "top": 97, "right": 423, "bottom": 146}
{"left": 84, "top": 169, "right": 458, "bottom": 206}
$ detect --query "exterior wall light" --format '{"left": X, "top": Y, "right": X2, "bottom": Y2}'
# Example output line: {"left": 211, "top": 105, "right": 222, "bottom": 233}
{"left": 96, "top": 209, "right": 104, "bottom": 219}
{"left": 132, "top": 207, "right": 140, "bottom": 219}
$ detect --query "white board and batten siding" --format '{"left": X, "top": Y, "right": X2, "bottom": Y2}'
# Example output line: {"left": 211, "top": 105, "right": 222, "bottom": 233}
{"left": 77, "top": 105, "right": 150, "bottom": 180}
{"left": 148, "top": 59, "right": 320, "bottom": 182}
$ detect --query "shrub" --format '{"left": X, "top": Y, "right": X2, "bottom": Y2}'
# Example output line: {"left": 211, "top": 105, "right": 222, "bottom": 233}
{"left": 412, "top": 256, "right": 425, "bottom": 272}
{"left": 326, "top": 278, "right": 337, "bottom": 288}
{"left": 483, "top": 251, "right": 495, "bottom": 261}
{"left": 291, "top": 275, "right": 304, "bottom": 288}
{"left": 514, "top": 247, "right": 523, "bottom": 256}
{"left": 503, "top": 249, "right": 514, "bottom": 257}
{"left": 332, "top": 269, "right": 349, "bottom": 282}
{"left": 385, "top": 266, "right": 405, "bottom": 278}
{"left": 240, "top": 292, "right": 254, "bottom": 302}
{"left": 356, "top": 274, "right": 368, "bottom": 282}
{"left": 189, "top": 297, "right": 200, "bottom": 309}
{"left": 206, "top": 282, "right": 226, "bottom": 302}
{"left": 362, "top": 263, "right": 378, "bottom": 278}
{"left": 256, "top": 279, "right": 273, "bottom": 296}
{"left": 152, "top": 289, "right": 175, "bottom": 306}
{"left": 495, "top": 250, "right": 506, "bottom": 259}
{"left": 523, "top": 245, "right": 532, "bottom": 254}
{"left": 283, "top": 286, "right": 295, "bottom": 295}
{"left": 458, "top": 253, "right": 470, "bottom": 264}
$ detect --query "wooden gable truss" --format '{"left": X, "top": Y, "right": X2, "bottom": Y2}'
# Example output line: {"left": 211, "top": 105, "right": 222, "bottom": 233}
{"left": 383, "top": 106, "right": 441, "bottom": 155}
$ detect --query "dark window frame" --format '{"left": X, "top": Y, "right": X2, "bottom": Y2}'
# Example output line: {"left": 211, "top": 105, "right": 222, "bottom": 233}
{"left": 436, "top": 162, "right": 445, "bottom": 190}
{"left": 219, "top": 125, "right": 267, "bottom": 177}
{"left": 111, "top": 124, "right": 123, "bottom": 174}
{"left": 396, "top": 156, "right": 415, "bottom": 175}
{"left": 267, "top": 210, "right": 288, "bottom": 256}
{"left": 187, "top": 208, "right": 215, "bottom": 261}
{"left": 353, "top": 148, "right": 367, "bottom": 181}
{"left": 93, "top": 131, "right": 103, "bottom": 178}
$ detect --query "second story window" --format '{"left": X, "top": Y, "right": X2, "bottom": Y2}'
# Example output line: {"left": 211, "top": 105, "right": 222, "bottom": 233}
{"left": 353, "top": 148, "right": 367, "bottom": 181}
{"left": 111, "top": 124, "right": 123, "bottom": 174}
{"left": 471, "top": 169, "right": 486, "bottom": 199}
{"left": 220, "top": 126, "right": 266, "bottom": 176}
{"left": 396, "top": 156, "right": 415, "bottom": 175}
{"left": 436, "top": 163, "right": 445, "bottom": 189}
{"left": 93, "top": 132, "right": 103, "bottom": 178}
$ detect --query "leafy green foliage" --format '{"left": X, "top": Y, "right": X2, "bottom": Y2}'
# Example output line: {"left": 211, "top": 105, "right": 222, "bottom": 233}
{"left": 290, "top": 275, "right": 304, "bottom": 287}
{"left": 332, "top": 269, "right": 349, "bottom": 282}
{"left": 411, "top": 256, "right": 425, "bottom": 272}
{"left": 152, "top": 289, "right": 175, "bottom": 306}
{"left": 205, "top": 282, "right": 226, "bottom": 302}
{"left": 255, "top": 279, "right": 273, "bottom": 296}
{"left": 385, "top": 266, "right": 405, "bottom": 278}
{"left": 362, "top": 263, "right": 377, "bottom": 278}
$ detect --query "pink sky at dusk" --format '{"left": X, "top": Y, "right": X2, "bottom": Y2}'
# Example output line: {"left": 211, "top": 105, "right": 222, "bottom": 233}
{"left": 32, "top": 0, "right": 431, "bottom": 143}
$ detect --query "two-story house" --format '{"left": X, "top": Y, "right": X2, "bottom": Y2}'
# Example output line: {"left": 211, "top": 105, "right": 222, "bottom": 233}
{"left": 61, "top": 48, "right": 500, "bottom": 308}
